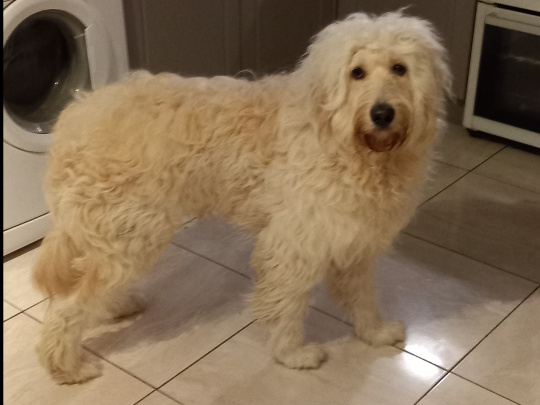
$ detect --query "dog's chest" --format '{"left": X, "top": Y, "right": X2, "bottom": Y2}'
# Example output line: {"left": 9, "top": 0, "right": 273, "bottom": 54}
{"left": 313, "top": 174, "right": 417, "bottom": 266}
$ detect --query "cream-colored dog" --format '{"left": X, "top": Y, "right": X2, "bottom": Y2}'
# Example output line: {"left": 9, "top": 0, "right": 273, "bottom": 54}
{"left": 33, "top": 11, "right": 450, "bottom": 384}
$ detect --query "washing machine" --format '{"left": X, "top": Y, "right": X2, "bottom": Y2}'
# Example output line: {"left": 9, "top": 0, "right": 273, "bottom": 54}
{"left": 3, "top": 0, "right": 130, "bottom": 255}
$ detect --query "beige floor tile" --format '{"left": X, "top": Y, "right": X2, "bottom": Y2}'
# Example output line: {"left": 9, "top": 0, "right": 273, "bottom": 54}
{"left": 3, "top": 246, "right": 47, "bottom": 310}
{"left": 39, "top": 244, "right": 255, "bottom": 387}
{"left": 455, "top": 289, "right": 540, "bottom": 405}
{"left": 3, "top": 314, "right": 153, "bottom": 405}
{"left": 2, "top": 239, "right": 42, "bottom": 263}
{"left": 311, "top": 234, "right": 537, "bottom": 369}
{"left": 161, "top": 310, "right": 445, "bottom": 405}
{"left": 421, "top": 161, "right": 467, "bottom": 204}
{"left": 137, "top": 391, "right": 181, "bottom": 405}
{"left": 406, "top": 173, "right": 540, "bottom": 282}
{"left": 434, "top": 124, "right": 504, "bottom": 170}
{"left": 172, "top": 218, "right": 255, "bottom": 278}
{"left": 417, "top": 374, "right": 516, "bottom": 405}
{"left": 23, "top": 299, "right": 47, "bottom": 322}
{"left": 3, "top": 301, "right": 20, "bottom": 321}
{"left": 474, "top": 146, "right": 540, "bottom": 194}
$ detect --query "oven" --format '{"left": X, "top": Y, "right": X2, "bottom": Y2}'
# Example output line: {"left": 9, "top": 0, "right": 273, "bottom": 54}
{"left": 463, "top": 1, "right": 540, "bottom": 148}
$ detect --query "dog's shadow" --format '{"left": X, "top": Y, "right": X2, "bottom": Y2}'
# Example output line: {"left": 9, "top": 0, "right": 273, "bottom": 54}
{"left": 84, "top": 194, "right": 539, "bottom": 378}
{"left": 82, "top": 245, "right": 255, "bottom": 356}
{"left": 81, "top": 240, "right": 392, "bottom": 386}
{"left": 86, "top": 187, "right": 540, "bottom": 389}
{"left": 82, "top": 244, "right": 360, "bottom": 365}
{"left": 404, "top": 194, "right": 540, "bottom": 285}
{"left": 372, "top": 195, "right": 540, "bottom": 352}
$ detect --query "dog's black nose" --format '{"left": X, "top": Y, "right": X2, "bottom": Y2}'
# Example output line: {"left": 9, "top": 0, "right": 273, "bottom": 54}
{"left": 370, "top": 103, "right": 395, "bottom": 128}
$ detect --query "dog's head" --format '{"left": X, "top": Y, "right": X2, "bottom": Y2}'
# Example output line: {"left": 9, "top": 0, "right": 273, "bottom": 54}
{"left": 297, "top": 11, "right": 451, "bottom": 154}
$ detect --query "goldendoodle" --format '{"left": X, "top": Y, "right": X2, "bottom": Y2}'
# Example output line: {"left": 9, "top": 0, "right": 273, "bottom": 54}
{"left": 33, "top": 11, "right": 451, "bottom": 384}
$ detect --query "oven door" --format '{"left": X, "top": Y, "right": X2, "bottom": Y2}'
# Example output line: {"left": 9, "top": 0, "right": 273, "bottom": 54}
{"left": 463, "top": 2, "right": 540, "bottom": 148}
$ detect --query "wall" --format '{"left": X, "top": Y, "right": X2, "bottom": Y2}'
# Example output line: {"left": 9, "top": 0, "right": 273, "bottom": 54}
{"left": 123, "top": 0, "right": 477, "bottom": 120}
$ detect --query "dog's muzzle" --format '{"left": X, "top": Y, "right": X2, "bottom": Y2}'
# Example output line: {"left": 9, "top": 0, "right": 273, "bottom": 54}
{"left": 355, "top": 103, "right": 408, "bottom": 152}
{"left": 363, "top": 130, "right": 406, "bottom": 152}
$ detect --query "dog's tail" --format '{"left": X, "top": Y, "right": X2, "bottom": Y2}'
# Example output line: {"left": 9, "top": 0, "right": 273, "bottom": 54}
{"left": 32, "top": 229, "right": 79, "bottom": 297}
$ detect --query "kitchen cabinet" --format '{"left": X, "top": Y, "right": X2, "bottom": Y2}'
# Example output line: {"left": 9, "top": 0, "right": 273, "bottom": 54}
{"left": 239, "top": 0, "right": 336, "bottom": 75}
{"left": 338, "top": 0, "right": 477, "bottom": 100}
{"left": 124, "top": 0, "right": 335, "bottom": 77}
{"left": 123, "top": 0, "right": 476, "bottom": 102}
{"left": 124, "top": 0, "right": 241, "bottom": 77}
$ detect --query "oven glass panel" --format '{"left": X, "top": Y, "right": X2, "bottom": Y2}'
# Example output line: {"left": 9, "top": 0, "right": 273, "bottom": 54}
{"left": 474, "top": 24, "right": 540, "bottom": 133}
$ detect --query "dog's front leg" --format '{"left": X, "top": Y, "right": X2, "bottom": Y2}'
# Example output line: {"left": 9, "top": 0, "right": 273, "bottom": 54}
{"left": 327, "top": 261, "right": 406, "bottom": 347}
{"left": 251, "top": 230, "right": 327, "bottom": 369}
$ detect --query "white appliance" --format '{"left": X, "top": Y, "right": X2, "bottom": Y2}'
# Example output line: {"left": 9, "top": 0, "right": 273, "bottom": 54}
{"left": 3, "top": 0, "right": 130, "bottom": 255}
{"left": 463, "top": 0, "right": 540, "bottom": 148}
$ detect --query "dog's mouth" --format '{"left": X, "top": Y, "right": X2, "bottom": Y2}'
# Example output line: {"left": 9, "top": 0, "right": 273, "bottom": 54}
{"left": 353, "top": 105, "right": 409, "bottom": 152}
{"left": 361, "top": 130, "right": 407, "bottom": 152}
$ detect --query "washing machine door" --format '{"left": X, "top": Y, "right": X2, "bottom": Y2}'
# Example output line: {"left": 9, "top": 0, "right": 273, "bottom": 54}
{"left": 3, "top": 0, "right": 111, "bottom": 153}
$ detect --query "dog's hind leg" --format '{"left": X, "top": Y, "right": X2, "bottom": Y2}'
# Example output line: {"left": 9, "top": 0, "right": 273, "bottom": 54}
{"left": 104, "top": 288, "right": 148, "bottom": 319}
{"left": 31, "top": 230, "right": 100, "bottom": 383}
{"left": 35, "top": 247, "right": 152, "bottom": 384}
{"left": 37, "top": 294, "right": 102, "bottom": 384}
{"left": 251, "top": 226, "right": 327, "bottom": 369}
{"left": 326, "top": 261, "right": 406, "bottom": 347}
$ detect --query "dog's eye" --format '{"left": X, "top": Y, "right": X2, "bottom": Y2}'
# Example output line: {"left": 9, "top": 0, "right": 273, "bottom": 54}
{"left": 391, "top": 64, "right": 407, "bottom": 76}
{"left": 351, "top": 67, "right": 365, "bottom": 80}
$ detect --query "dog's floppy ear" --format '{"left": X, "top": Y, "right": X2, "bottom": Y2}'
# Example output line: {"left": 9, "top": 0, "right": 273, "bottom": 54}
{"left": 433, "top": 40, "right": 453, "bottom": 105}
{"left": 296, "top": 18, "right": 365, "bottom": 111}
{"left": 393, "top": 12, "right": 453, "bottom": 111}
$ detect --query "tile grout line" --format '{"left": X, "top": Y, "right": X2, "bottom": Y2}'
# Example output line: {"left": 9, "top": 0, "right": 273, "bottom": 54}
{"left": 18, "top": 304, "right": 451, "bottom": 404}
{"left": 29, "top": 309, "right": 258, "bottom": 403}
{"left": 466, "top": 144, "right": 508, "bottom": 172}
{"left": 448, "top": 285, "right": 539, "bottom": 372}
{"left": 445, "top": 285, "right": 539, "bottom": 400}
{"left": 17, "top": 310, "right": 184, "bottom": 402}
{"left": 295, "top": 304, "right": 456, "bottom": 405}
{"left": 15, "top": 311, "right": 150, "bottom": 381}
{"left": 413, "top": 287, "right": 527, "bottom": 405}
{"left": 10, "top": 236, "right": 538, "bottom": 386}
{"left": 466, "top": 142, "right": 540, "bottom": 196}
{"left": 420, "top": 169, "right": 470, "bottom": 207}
{"left": 413, "top": 370, "right": 450, "bottom": 405}
{"left": 432, "top": 157, "right": 469, "bottom": 171}
{"left": 155, "top": 319, "right": 257, "bottom": 391}
{"left": 7, "top": 297, "right": 50, "bottom": 324}
{"left": 169, "top": 242, "right": 253, "bottom": 281}
{"left": 402, "top": 231, "right": 540, "bottom": 285}
{"left": 309, "top": 306, "right": 451, "bottom": 373}
{"left": 17, "top": 281, "right": 535, "bottom": 405}
{"left": 133, "top": 389, "right": 185, "bottom": 405}
{"left": 470, "top": 169, "right": 540, "bottom": 196}
{"left": 421, "top": 145, "right": 508, "bottom": 207}
{"left": 3, "top": 296, "right": 44, "bottom": 313}
{"left": 9, "top": 148, "right": 536, "bottom": 402}
{"left": 447, "top": 373, "right": 522, "bottom": 405}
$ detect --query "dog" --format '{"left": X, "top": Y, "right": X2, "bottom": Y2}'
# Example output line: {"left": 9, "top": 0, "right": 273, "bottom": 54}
{"left": 32, "top": 10, "right": 451, "bottom": 384}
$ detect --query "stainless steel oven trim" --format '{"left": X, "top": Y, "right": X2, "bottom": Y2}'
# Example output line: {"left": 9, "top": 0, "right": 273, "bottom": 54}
{"left": 463, "top": 2, "right": 540, "bottom": 147}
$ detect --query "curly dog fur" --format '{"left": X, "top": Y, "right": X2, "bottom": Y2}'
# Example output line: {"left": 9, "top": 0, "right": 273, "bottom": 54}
{"left": 33, "top": 11, "right": 451, "bottom": 383}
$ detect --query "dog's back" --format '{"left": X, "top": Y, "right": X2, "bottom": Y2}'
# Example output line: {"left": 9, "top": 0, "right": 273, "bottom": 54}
{"left": 52, "top": 73, "right": 284, "bottom": 214}
{"left": 34, "top": 72, "right": 285, "bottom": 298}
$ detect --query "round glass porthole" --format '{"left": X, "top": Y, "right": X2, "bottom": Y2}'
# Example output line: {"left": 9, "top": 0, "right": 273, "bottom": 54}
{"left": 3, "top": 10, "right": 91, "bottom": 135}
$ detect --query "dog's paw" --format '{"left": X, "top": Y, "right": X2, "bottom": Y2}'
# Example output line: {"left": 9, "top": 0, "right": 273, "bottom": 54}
{"left": 49, "top": 354, "right": 103, "bottom": 385}
{"left": 274, "top": 344, "right": 328, "bottom": 369}
{"left": 110, "top": 291, "right": 148, "bottom": 319}
{"left": 357, "top": 320, "right": 406, "bottom": 347}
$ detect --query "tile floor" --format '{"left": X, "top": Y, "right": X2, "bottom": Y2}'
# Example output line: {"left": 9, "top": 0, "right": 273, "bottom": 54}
{"left": 4, "top": 124, "right": 540, "bottom": 405}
